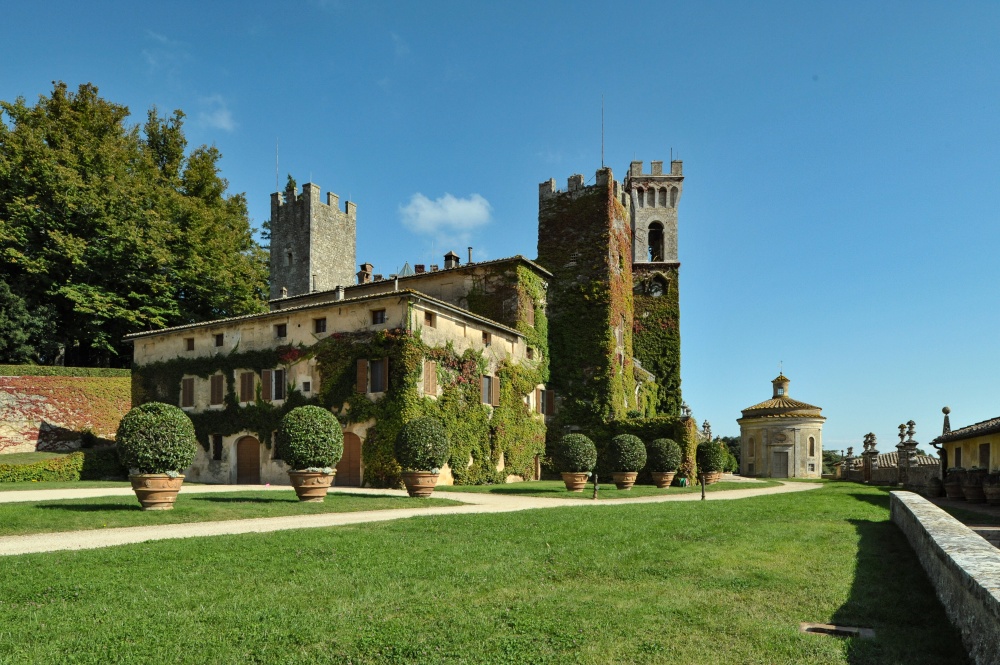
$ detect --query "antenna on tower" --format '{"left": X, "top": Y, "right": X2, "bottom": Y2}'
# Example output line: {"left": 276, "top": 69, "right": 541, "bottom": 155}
{"left": 275, "top": 139, "right": 279, "bottom": 192}
{"left": 601, "top": 94, "right": 605, "bottom": 168}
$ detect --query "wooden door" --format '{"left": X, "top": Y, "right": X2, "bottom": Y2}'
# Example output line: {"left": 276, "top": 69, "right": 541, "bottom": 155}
{"left": 772, "top": 451, "right": 789, "bottom": 478}
{"left": 336, "top": 432, "right": 362, "bottom": 486}
{"left": 236, "top": 436, "right": 260, "bottom": 484}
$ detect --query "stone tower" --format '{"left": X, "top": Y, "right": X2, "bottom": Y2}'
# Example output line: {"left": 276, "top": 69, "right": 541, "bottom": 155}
{"left": 536, "top": 168, "right": 642, "bottom": 427}
{"left": 627, "top": 160, "right": 684, "bottom": 416}
{"left": 269, "top": 181, "right": 357, "bottom": 300}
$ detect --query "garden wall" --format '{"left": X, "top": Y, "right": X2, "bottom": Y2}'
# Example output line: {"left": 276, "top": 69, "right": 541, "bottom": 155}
{"left": 890, "top": 491, "right": 1000, "bottom": 665}
{"left": 0, "top": 367, "right": 131, "bottom": 453}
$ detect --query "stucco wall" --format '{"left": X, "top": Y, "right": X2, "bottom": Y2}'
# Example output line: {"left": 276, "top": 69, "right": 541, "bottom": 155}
{"left": 890, "top": 491, "right": 1000, "bottom": 665}
{"left": 0, "top": 375, "right": 131, "bottom": 453}
{"left": 740, "top": 419, "right": 824, "bottom": 478}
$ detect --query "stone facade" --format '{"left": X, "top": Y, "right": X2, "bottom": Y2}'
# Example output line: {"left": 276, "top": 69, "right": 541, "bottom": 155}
{"left": 738, "top": 374, "right": 825, "bottom": 478}
{"left": 269, "top": 182, "right": 357, "bottom": 300}
{"left": 625, "top": 159, "right": 683, "bottom": 264}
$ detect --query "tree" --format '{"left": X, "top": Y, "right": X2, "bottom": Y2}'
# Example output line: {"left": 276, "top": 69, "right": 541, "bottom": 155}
{"left": 0, "top": 82, "right": 268, "bottom": 366}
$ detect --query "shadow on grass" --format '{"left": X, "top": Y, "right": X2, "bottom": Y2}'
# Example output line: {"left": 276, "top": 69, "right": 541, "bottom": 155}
{"left": 828, "top": 517, "right": 969, "bottom": 664}
{"left": 191, "top": 496, "right": 289, "bottom": 504}
{"left": 36, "top": 503, "right": 137, "bottom": 512}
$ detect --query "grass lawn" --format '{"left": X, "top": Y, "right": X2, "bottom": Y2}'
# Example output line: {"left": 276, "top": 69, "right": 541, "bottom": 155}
{"left": 0, "top": 482, "right": 967, "bottom": 664}
{"left": 0, "top": 451, "right": 72, "bottom": 466}
{"left": 436, "top": 478, "right": 781, "bottom": 499}
{"left": 0, "top": 491, "right": 461, "bottom": 537}
{"left": 0, "top": 479, "right": 132, "bottom": 491}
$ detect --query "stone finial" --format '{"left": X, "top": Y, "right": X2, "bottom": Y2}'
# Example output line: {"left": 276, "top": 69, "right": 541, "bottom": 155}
{"left": 898, "top": 424, "right": 907, "bottom": 444}
{"left": 906, "top": 420, "right": 916, "bottom": 442}
{"left": 702, "top": 420, "right": 712, "bottom": 441}
{"left": 681, "top": 401, "right": 691, "bottom": 418}
{"left": 847, "top": 446, "right": 854, "bottom": 457}
{"left": 942, "top": 406, "right": 951, "bottom": 435}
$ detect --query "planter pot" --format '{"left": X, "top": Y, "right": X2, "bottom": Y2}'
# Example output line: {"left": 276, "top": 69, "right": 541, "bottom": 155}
{"left": 943, "top": 481, "right": 965, "bottom": 500}
{"left": 288, "top": 470, "right": 335, "bottom": 502}
{"left": 650, "top": 471, "right": 676, "bottom": 489}
{"left": 129, "top": 474, "right": 184, "bottom": 511}
{"left": 560, "top": 472, "right": 590, "bottom": 492}
{"left": 983, "top": 486, "right": 1000, "bottom": 506}
{"left": 401, "top": 471, "right": 439, "bottom": 498}
{"left": 702, "top": 471, "right": 723, "bottom": 485}
{"left": 962, "top": 481, "right": 986, "bottom": 504}
{"left": 611, "top": 471, "right": 639, "bottom": 490}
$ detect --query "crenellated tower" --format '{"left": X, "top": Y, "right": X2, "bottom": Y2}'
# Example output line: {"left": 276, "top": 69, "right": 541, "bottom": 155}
{"left": 269, "top": 181, "right": 357, "bottom": 300}
{"left": 625, "top": 160, "right": 683, "bottom": 265}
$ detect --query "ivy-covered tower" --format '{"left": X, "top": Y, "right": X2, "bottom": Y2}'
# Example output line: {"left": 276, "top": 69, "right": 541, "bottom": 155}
{"left": 627, "top": 160, "right": 683, "bottom": 416}
{"left": 536, "top": 168, "right": 642, "bottom": 429}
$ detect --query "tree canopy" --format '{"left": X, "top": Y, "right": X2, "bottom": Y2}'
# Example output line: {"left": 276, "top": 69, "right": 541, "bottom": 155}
{"left": 0, "top": 82, "right": 268, "bottom": 366}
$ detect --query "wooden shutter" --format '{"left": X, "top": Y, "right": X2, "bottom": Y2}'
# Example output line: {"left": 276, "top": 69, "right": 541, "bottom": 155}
{"left": 534, "top": 387, "right": 542, "bottom": 414}
{"left": 181, "top": 378, "right": 194, "bottom": 407}
{"left": 356, "top": 359, "right": 368, "bottom": 393}
{"left": 423, "top": 360, "right": 437, "bottom": 395}
{"left": 491, "top": 376, "right": 501, "bottom": 407}
{"left": 545, "top": 389, "right": 555, "bottom": 415}
{"left": 261, "top": 370, "right": 272, "bottom": 402}
{"left": 210, "top": 375, "right": 224, "bottom": 405}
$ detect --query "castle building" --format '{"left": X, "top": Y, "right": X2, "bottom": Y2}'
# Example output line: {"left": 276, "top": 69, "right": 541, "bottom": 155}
{"left": 737, "top": 374, "right": 825, "bottom": 478}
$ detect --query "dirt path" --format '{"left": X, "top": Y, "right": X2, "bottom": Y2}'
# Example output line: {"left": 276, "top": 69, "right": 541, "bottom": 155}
{"left": 0, "top": 481, "right": 821, "bottom": 556}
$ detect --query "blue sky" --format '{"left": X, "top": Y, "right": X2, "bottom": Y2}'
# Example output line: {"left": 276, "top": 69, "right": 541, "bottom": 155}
{"left": 4, "top": 1, "right": 999, "bottom": 449}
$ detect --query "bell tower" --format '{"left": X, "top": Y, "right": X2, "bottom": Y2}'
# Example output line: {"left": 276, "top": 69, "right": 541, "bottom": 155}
{"left": 625, "top": 160, "right": 683, "bottom": 265}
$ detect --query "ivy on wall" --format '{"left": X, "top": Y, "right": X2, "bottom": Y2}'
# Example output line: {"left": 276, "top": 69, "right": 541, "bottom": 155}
{"left": 633, "top": 267, "right": 682, "bottom": 416}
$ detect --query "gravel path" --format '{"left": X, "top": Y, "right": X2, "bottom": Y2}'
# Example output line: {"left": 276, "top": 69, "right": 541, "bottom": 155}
{"left": 0, "top": 481, "right": 821, "bottom": 556}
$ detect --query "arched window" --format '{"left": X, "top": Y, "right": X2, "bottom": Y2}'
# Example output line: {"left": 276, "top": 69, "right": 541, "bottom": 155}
{"left": 670, "top": 186, "right": 678, "bottom": 207}
{"left": 748, "top": 437, "right": 755, "bottom": 458}
{"left": 647, "top": 222, "right": 664, "bottom": 262}
{"left": 648, "top": 275, "right": 668, "bottom": 297}
{"left": 647, "top": 188, "right": 655, "bottom": 207}
{"left": 637, "top": 188, "right": 645, "bottom": 208}
{"left": 658, "top": 188, "right": 667, "bottom": 206}
{"left": 809, "top": 437, "right": 816, "bottom": 457}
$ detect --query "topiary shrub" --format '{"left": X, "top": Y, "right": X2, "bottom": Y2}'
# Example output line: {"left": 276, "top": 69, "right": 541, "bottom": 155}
{"left": 395, "top": 417, "right": 449, "bottom": 472}
{"left": 608, "top": 434, "right": 647, "bottom": 472}
{"left": 646, "top": 438, "right": 682, "bottom": 473}
{"left": 696, "top": 440, "right": 727, "bottom": 473}
{"left": 557, "top": 433, "right": 597, "bottom": 473}
{"left": 276, "top": 405, "right": 344, "bottom": 470}
{"left": 116, "top": 402, "right": 197, "bottom": 475}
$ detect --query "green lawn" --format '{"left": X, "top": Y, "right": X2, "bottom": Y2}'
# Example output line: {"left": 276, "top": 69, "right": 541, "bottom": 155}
{"left": 436, "top": 478, "right": 781, "bottom": 499}
{"left": 0, "top": 451, "right": 72, "bottom": 466}
{"left": 0, "top": 482, "right": 967, "bottom": 664}
{"left": 0, "top": 490, "right": 460, "bottom": 536}
{"left": 0, "top": 479, "right": 133, "bottom": 491}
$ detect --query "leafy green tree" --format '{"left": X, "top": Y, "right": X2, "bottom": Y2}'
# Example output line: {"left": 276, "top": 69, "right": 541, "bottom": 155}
{"left": 0, "top": 82, "right": 268, "bottom": 367}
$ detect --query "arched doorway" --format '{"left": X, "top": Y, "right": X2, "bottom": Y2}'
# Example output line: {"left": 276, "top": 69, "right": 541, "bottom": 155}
{"left": 236, "top": 436, "right": 260, "bottom": 484}
{"left": 336, "top": 432, "right": 362, "bottom": 486}
{"left": 647, "top": 222, "right": 664, "bottom": 262}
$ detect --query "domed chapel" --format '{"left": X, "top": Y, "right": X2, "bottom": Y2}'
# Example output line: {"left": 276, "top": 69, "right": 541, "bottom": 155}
{"left": 737, "top": 374, "right": 825, "bottom": 478}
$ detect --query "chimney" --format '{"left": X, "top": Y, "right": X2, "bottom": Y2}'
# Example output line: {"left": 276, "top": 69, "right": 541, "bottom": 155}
{"left": 373, "top": 274, "right": 383, "bottom": 282}
{"left": 468, "top": 247, "right": 473, "bottom": 264}
{"left": 334, "top": 285, "right": 345, "bottom": 301}
{"left": 430, "top": 264, "right": 439, "bottom": 272}
{"left": 444, "top": 251, "right": 460, "bottom": 269}
{"left": 415, "top": 264, "right": 426, "bottom": 274}
{"left": 356, "top": 262, "right": 373, "bottom": 285}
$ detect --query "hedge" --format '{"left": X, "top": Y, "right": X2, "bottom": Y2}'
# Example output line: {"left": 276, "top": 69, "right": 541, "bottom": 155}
{"left": 0, "top": 365, "right": 131, "bottom": 378}
{"left": 0, "top": 448, "right": 127, "bottom": 482}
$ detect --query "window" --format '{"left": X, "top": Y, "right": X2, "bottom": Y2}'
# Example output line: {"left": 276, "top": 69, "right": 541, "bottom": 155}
{"left": 185, "top": 337, "right": 195, "bottom": 352}
{"left": 481, "top": 375, "right": 500, "bottom": 406}
{"left": 302, "top": 381, "right": 311, "bottom": 393}
{"left": 369, "top": 360, "right": 386, "bottom": 392}
{"left": 540, "top": 389, "right": 555, "bottom": 415}
{"left": 647, "top": 222, "right": 664, "bottom": 262}
{"left": 809, "top": 436, "right": 816, "bottom": 457}
{"left": 482, "top": 331, "right": 491, "bottom": 346}
{"left": 980, "top": 443, "right": 990, "bottom": 469}
{"left": 275, "top": 323, "right": 287, "bottom": 338}
{"left": 777, "top": 388, "right": 784, "bottom": 396}
{"left": 954, "top": 448, "right": 962, "bottom": 468}
{"left": 423, "top": 360, "right": 437, "bottom": 396}
{"left": 181, "top": 377, "right": 195, "bottom": 408}
{"left": 356, "top": 358, "right": 390, "bottom": 394}
{"left": 214, "top": 333, "right": 224, "bottom": 347}
{"left": 239, "top": 372, "right": 255, "bottom": 402}
{"left": 314, "top": 318, "right": 327, "bottom": 334}
{"left": 371, "top": 309, "right": 386, "bottom": 325}
{"left": 262, "top": 369, "right": 286, "bottom": 402}
{"left": 808, "top": 463, "right": 816, "bottom": 473}
{"left": 534, "top": 387, "right": 542, "bottom": 414}
{"left": 424, "top": 311, "right": 436, "bottom": 328}
{"left": 526, "top": 347, "right": 534, "bottom": 360}
{"left": 748, "top": 438, "right": 755, "bottom": 458}
{"left": 210, "top": 374, "right": 224, "bottom": 406}
{"left": 212, "top": 434, "right": 223, "bottom": 461}
{"left": 524, "top": 303, "right": 535, "bottom": 327}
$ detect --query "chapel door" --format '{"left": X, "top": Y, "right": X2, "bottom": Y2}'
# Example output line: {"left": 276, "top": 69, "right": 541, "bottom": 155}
{"left": 236, "top": 436, "right": 261, "bottom": 484}
{"left": 336, "top": 433, "right": 362, "bottom": 486}
{"left": 772, "top": 452, "right": 789, "bottom": 478}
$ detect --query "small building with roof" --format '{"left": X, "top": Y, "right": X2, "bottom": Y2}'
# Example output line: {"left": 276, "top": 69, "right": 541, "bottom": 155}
{"left": 932, "top": 406, "right": 999, "bottom": 472}
{"left": 737, "top": 374, "right": 825, "bottom": 478}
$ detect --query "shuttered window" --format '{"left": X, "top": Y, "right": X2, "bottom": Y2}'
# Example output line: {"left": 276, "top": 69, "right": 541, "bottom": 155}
{"left": 210, "top": 375, "right": 224, "bottom": 405}
{"left": 491, "top": 376, "right": 501, "bottom": 407}
{"left": 544, "top": 389, "right": 555, "bottom": 415}
{"left": 423, "top": 360, "right": 437, "bottom": 396}
{"left": 356, "top": 359, "right": 368, "bottom": 393}
{"left": 273, "top": 369, "right": 286, "bottom": 401}
{"left": 261, "top": 370, "right": 273, "bottom": 401}
{"left": 239, "top": 372, "right": 255, "bottom": 402}
{"left": 370, "top": 359, "right": 387, "bottom": 392}
{"left": 181, "top": 378, "right": 195, "bottom": 408}
{"left": 534, "top": 387, "right": 542, "bottom": 414}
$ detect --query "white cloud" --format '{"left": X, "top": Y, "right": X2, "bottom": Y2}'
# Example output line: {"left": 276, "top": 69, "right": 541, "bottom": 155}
{"left": 399, "top": 193, "right": 492, "bottom": 247}
{"left": 198, "top": 95, "right": 236, "bottom": 132}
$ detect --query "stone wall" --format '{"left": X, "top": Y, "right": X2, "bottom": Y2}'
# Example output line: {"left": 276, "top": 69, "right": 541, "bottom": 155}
{"left": 0, "top": 375, "right": 131, "bottom": 453}
{"left": 890, "top": 491, "right": 1000, "bottom": 665}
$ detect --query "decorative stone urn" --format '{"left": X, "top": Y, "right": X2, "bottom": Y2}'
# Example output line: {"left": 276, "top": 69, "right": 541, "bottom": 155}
{"left": 401, "top": 471, "right": 439, "bottom": 498}
{"left": 650, "top": 471, "right": 676, "bottom": 489}
{"left": 560, "top": 472, "right": 590, "bottom": 492}
{"left": 611, "top": 471, "right": 639, "bottom": 490}
{"left": 288, "top": 470, "right": 336, "bottom": 502}
{"left": 129, "top": 474, "right": 185, "bottom": 511}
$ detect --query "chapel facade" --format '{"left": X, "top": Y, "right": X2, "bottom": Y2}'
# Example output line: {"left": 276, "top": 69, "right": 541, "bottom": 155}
{"left": 737, "top": 374, "right": 825, "bottom": 478}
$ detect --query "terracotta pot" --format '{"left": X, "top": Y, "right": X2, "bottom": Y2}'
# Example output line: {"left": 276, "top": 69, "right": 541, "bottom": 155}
{"left": 129, "top": 474, "right": 184, "bottom": 511}
{"left": 702, "top": 470, "right": 723, "bottom": 485}
{"left": 611, "top": 471, "right": 639, "bottom": 490}
{"left": 943, "top": 481, "right": 965, "bottom": 500}
{"left": 983, "top": 486, "right": 1000, "bottom": 506}
{"left": 650, "top": 471, "right": 676, "bottom": 489}
{"left": 401, "top": 471, "right": 439, "bottom": 497}
{"left": 962, "top": 481, "right": 986, "bottom": 504}
{"left": 560, "top": 472, "right": 590, "bottom": 492}
{"left": 288, "top": 470, "right": 335, "bottom": 502}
